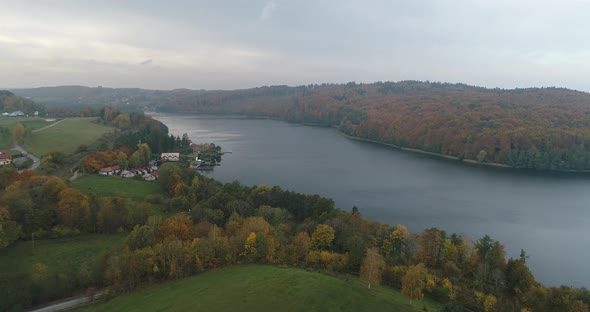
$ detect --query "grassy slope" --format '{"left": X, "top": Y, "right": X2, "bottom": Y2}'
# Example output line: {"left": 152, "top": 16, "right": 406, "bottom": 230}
{"left": 24, "top": 117, "right": 112, "bottom": 156}
{"left": 71, "top": 174, "right": 167, "bottom": 217}
{"left": 0, "top": 117, "right": 55, "bottom": 150}
{"left": 71, "top": 174, "right": 160, "bottom": 202}
{"left": 0, "top": 234, "right": 125, "bottom": 280}
{"left": 79, "top": 266, "right": 440, "bottom": 312}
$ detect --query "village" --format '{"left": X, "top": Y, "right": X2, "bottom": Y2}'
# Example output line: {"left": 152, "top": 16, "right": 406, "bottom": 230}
{"left": 95, "top": 141, "right": 221, "bottom": 182}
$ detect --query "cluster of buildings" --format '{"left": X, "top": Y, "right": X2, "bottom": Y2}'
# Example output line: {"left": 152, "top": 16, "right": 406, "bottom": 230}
{"left": 96, "top": 152, "right": 181, "bottom": 182}
{"left": 1, "top": 111, "right": 39, "bottom": 117}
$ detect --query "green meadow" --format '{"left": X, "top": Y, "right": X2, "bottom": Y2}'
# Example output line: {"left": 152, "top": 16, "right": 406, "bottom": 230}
{"left": 78, "top": 265, "right": 440, "bottom": 312}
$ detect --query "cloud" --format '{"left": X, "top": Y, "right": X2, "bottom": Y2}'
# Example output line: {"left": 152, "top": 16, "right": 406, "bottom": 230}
{"left": 140, "top": 59, "right": 153, "bottom": 65}
{"left": 260, "top": 1, "right": 277, "bottom": 20}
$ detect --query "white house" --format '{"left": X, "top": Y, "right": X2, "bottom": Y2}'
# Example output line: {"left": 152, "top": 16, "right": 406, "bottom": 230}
{"left": 161, "top": 152, "right": 180, "bottom": 162}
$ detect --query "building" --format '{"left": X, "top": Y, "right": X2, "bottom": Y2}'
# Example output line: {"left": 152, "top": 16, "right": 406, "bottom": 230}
{"left": 190, "top": 143, "right": 202, "bottom": 153}
{"left": 0, "top": 151, "right": 12, "bottom": 165}
{"left": 8, "top": 111, "right": 24, "bottom": 117}
{"left": 98, "top": 165, "right": 121, "bottom": 176}
{"left": 161, "top": 152, "right": 180, "bottom": 162}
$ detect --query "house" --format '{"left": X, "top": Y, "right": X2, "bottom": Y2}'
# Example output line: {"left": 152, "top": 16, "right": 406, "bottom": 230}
{"left": 111, "top": 165, "right": 121, "bottom": 174}
{"left": 190, "top": 143, "right": 202, "bottom": 153}
{"left": 8, "top": 111, "right": 24, "bottom": 117}
{"left": 161, "top": 152, "right": 180, "bottom": 162}
{"left": 0, "top": 151, "right": 12, "bottom": 165}
{"left": 99, "top": 167, "right": 113, "bottom": 175}
{"left": 144, "top": 175, "right": 156, "bottom": 182}
{"left": 1, "top": 113, "right": 8, "bottom": 116}
{"left": 98, "top": 165, "right": 122, "bottom": 176}
{"left": 121, "top": 170, "right": 135, "bottom": 178}
{"left": 34, "top": 111, "right": 39, "bottom": 116}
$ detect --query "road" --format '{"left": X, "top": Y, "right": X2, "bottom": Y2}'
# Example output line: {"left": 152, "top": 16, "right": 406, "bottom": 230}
{"left": 28, "top": 291, "right": 102, "bottom": 312}
{"left": 12, "top": 119, "right": 65, "bottom": 171}
{"left": 32, "top": 118, "right": 67, "bottom": 133}
{"left": 13, "top": 144, "right": 40, "bottom": 170}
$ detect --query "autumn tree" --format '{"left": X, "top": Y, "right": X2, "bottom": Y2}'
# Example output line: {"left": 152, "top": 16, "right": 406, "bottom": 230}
{"left": 157, "top": 213, "right": 194, "bottom": 242}
{"left": 360, "top": 247, "right": 385, "bottom": 289}
{"left": 416, "top": 227, "right": 446, "bottom": 269}
{"left": 12, "top": 122, "right": 25, "bottom": 144}
{"left": 311, "top": 224, "right": 335, "bottom": 250}
{"left": 288, "top": 231, "right": 311, "bottom": 263}
{"left": 402, "top": 263, "right": 427, "bottom": 305}
{"left": 112, "top": 113, "right": 131, "bottom": 129}
{"left": 57, "top": 188, "right": 90, "bottom": 230}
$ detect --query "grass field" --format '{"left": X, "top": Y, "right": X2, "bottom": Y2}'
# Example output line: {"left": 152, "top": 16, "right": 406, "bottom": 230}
{"left": 71, "top": 174, "right": 167, "bottom": 216}
{"left": 0, "top": 117, "right": 55, "bottom": 150}
{"left": 0, "top": 234, "right": 124, "bottom": 281}
{"left": 0, "top": 234, "right": 125, "bottom": 311}
{"left": 71, "top": 174, "right": 160, "bottom": 202}
{"left": 24, "top": 117, "right": 113, "bottom": 156}
{"left": 78, "top": 266, "right": 441, "bottom": 312}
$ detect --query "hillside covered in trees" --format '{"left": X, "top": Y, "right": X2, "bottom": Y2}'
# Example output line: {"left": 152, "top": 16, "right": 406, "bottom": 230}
{"left": 0, "top": 91, "right": 45, "bottom": 116}
{"left": 15, "top": 82, "right": 590, "bottom": 171}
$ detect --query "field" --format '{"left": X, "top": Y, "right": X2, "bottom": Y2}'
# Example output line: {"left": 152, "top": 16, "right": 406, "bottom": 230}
{"left": 71, "top": 174, "right": 161, "bottom": 202}
{"left": 24, "top": 117, "right": 113, "bottom": 156}
{"left": 0, "top": 234, "right": 124, "bottom": 280}
{"left": 0, "top": 116, "right": 55, "bottom": 150}
{"left": 78, "top": 266, "right": 441, "bottom": 312}
{"left": 0, "top": 234, "right": 125, "bottom": 310}
{"left": 71, "top": 174, "right": 166, "bottom": 216}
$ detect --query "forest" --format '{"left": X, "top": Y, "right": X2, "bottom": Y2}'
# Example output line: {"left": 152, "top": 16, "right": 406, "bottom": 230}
{"left": 0, "top": 112, "right": 588, "bottom": 311}
{"left": 0, "top": 91, "right": 45, "bottom": 116}
{"left": 1, "top": 160, "right": 589, "bottom": 311}
{"left": 19, "top": 81, "right": 590, "bottom": 171}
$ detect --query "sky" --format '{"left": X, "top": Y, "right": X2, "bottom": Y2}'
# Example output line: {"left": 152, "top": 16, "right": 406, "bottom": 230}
{"left": 1, "top": 0, "right": 589, "bottom": 91}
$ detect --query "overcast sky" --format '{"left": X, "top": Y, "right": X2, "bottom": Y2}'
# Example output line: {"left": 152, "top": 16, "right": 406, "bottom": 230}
{"left": 1, "top": 0, "right": 589, "bottom": 91}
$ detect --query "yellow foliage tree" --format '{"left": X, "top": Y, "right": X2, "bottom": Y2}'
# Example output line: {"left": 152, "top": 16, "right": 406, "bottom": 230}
{"left": 244, "top": 232, "right": 257, "bottom": 259}
{"left": 12, "top": 122, "right": 25, "bottom": 144}
{"left": 402, "top": 263, "right": 427, "bottom": 305}
{"left": 311, "top": 224, "right": 335, "bottom": 250}
{"left": 360, "top": 247, "right": 385, "bottom": 289}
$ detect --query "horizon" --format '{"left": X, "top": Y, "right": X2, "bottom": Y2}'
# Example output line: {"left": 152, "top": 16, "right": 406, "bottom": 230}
{"left": 1, "top": 1, "right": 590, "bottom": 92}
{"left": 3, "top": 80, "right": 588, "bottom": 94}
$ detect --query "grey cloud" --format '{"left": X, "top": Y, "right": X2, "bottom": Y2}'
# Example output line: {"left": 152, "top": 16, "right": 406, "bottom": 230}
{"left": 0, "top": 0, "right": 589, "bottom": 91}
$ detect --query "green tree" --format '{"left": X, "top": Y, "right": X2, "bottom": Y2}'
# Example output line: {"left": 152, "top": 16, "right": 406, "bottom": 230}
{"left": 0, "top": 207, "right": 20, "bottom": 249}
{"left": 360, "top": 247, "right": 385, "bottom": 289}
{"left": 127, "top": 224, "right": 156, "bottom": 250}
{"left": 117, "top": 152, "right": 129, "bottom": 170}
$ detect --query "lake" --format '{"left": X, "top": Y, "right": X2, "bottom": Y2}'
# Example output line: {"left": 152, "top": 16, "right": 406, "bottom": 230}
{"left": 151, "top": 113, "right": 590, "bottom": 287}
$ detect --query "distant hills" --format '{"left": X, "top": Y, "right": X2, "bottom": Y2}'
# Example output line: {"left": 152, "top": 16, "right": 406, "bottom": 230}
{"left": 12, "top": 81, "right": 590, "bottom": 170}
{"left": 0, "top": 90, "right": 45, "bottom": 116}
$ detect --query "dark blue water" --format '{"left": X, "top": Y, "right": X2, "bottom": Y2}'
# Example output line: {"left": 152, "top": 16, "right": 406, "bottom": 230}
{"left": 151, "top": 113, "right": 590, "bottom": 288}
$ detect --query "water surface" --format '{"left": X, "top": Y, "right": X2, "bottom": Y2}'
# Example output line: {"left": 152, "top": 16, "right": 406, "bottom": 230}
{"left": 152, "top": 113, "right": 590, "bottom": 287}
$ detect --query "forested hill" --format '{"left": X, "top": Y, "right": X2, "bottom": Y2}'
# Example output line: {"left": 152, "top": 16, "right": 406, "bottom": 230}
{"left": 0, "top": 90, "right": 45, "bottom": 115}
{"left": 14, "top": 82, "right": 590, "bottom": 170}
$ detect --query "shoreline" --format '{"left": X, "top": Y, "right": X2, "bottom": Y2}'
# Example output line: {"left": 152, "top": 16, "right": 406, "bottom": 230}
{"left": 338, "top": 132, "right": 515, "bottom": 169}
{"left": 149, "top": 111, "right": 590, "bottom": 174}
